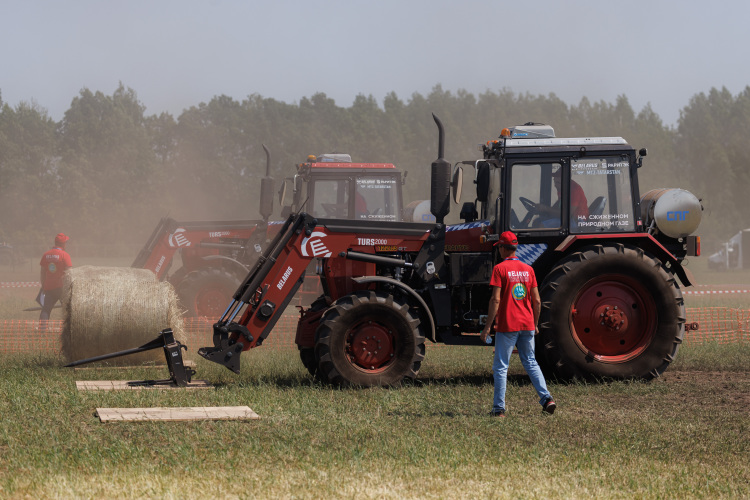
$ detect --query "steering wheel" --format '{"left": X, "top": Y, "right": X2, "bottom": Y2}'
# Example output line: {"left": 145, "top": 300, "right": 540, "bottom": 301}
{"left": 321, "top": 203, "right": 344, "bottom": 217}
{"left": 519, "top": 197, "right": 539, "bottom": 213}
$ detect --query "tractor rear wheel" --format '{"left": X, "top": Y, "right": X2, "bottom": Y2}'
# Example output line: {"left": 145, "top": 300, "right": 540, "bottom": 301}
{"left": 175, "top": 267, "right": 241, "bottom": 318}
{"left": 538, "top": 244, "right": 685, "bottom": 381}
{"left": 314, "top": 291, "right": 425, "bottom": 387}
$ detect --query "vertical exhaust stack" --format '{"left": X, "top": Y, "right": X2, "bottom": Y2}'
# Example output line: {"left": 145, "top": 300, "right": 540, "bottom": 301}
{"left": 259, "top": 144, "right": 274, "bottom": 222}
{"left": 430, "top": 114, "right": 451, "bottom": 224}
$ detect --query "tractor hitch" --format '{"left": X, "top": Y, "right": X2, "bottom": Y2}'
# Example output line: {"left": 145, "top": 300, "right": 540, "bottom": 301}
{"left": 64, "top": 328, "right": 196, "bottom": 387}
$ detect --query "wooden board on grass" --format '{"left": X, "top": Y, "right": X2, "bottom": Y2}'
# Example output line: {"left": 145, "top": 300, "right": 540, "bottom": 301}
{"left": 76, "top": 380, "right": 212, "bottom": 391}
{"left": 96, "top": 406, "right": 259, "bottom": 422}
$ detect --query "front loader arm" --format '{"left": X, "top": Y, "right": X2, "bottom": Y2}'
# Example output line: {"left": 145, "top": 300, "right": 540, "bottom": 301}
{"left": 198, "top": 213, "right": 312, "bottom": 372}
{"left": 198, "top": 212, "right": 435, "bottom": 374}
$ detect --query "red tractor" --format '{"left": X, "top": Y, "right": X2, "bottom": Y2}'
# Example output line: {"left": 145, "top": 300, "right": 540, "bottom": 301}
{"left": 132, "top": 147, "right": 407, "bottom": 317}
{"left": 196, "top": 115, "right": 702, "bottom": 384}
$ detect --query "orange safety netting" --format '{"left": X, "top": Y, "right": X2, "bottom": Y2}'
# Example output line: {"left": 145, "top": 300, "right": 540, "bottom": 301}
{"left": 1, "top": 307, "right": 748, "bottom": 355}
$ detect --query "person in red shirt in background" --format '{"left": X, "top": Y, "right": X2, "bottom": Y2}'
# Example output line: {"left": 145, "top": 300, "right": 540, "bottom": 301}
{"left": 538, "top": 169, "right": 588, "bottom": 228}
{"left": 39, "top": 233, "right": 72, "bottom": 324}
{"left": 554, "top": 169, "right": 588, "bottom": 221}
{"left": 480, "top": 231, "right": 556, "bottom": 417}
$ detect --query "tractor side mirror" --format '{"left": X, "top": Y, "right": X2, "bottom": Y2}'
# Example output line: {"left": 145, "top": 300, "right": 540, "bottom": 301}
{"left": 637, "top": 148, "right": 647, "bottom": 168}
{"left": 452, "top": 165, "right": 463, "bottom": 205}
{"left": 476, "top": 162, "right": 490, "bottom": 203}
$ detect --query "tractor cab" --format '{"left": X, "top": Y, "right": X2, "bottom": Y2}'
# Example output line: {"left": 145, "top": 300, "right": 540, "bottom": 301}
{"left": 279, "top": 154, "right": 405, "bottom": 222}
{"left": 462, "top": 123, "right": 700, "bottom": 278}
{"left": 470, "top": 124, "right": 640, "bottom": 239}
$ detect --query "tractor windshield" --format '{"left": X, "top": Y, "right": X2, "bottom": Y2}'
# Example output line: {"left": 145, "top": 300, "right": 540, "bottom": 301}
{"left": 311, "top": 178, "right": 350, "bottom": 219}
{"left": 569, "top": 157, "right": 634, "bottom": 233}
{"left": 509, "top": 162, "right": 562, "bottom": 230}
{"left": 308, "top": 175, "right": 401, "bottom": 221}
{"left": 354, "top": 175, "right": 400, "bottom": 221}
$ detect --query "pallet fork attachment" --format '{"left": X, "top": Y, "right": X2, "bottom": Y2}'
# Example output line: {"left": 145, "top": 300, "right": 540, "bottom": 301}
{"left": 64, "top": 328, "right": 196, "bottom": 387}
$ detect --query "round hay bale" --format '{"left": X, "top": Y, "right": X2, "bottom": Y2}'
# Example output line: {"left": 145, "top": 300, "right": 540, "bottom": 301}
{"left": 61, "top": 266, "right": 186, "bottom": 366}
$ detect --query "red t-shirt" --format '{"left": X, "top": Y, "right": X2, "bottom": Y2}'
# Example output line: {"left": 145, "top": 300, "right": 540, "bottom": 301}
{"left": 555, "top": 180, "right": 589, "bottom": 219}
{"left": 489, "top": 257, "right": 538, "bottom": 332}
{"left": 40, "top": 247, "right": 72, "bottom": 290}
{"left": 570, "top": 181, "right": 589, "bottom": 219}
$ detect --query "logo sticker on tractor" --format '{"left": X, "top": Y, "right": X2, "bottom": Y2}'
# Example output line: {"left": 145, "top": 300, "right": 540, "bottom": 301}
{"left": 277, "top": 266, "right": 294, "bottom": 290}
{"left": 301, "top": 231, "right": 332, "bottom": 258}
{"left": 168, "top": 228, "right": 191, "bottom": 248}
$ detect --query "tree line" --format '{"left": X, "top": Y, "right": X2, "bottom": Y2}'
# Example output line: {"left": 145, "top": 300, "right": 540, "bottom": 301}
{"left": 0, "top": 83, "right": 747, "bottom": 254}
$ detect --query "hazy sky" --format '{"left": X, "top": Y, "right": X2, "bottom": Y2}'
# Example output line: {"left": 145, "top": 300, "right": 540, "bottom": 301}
{"left": 2, "top": 0, "right": 748, "bottom": 127}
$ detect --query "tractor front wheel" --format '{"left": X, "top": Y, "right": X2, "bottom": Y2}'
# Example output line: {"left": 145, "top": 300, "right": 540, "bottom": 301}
{"left": 298, "top": 295, "right": 330, "bottom": 379}
{"left": 538, "top": 244, "right": 685, "bottom": 381}
{"left": 175, "top": 267, "right": 241, "bottom": 318}
{"left": 314, "top": 291, "right": 425, "bottom": 387}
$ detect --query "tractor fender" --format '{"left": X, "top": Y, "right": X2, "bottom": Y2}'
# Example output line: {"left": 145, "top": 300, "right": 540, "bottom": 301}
{"left": 199, "top": 255, "right": 250, "bottom": 278}
{"left": 554, "top": 234, "right": 695, "bottom": 287}
{"left": 351, "top": 276, "right": 436, "bottom": 343}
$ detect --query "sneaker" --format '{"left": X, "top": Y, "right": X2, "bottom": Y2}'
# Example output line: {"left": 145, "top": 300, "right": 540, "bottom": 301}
{"left": 542, "top": 399, "right": 556, "bottom": 415}
{"left": 489, "top": 409, "right": 506, "bottom": 417}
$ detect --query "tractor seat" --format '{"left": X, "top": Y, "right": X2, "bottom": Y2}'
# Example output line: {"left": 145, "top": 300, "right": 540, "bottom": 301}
{"left": 588, "top": 196, "right": 606, "bottom": 216}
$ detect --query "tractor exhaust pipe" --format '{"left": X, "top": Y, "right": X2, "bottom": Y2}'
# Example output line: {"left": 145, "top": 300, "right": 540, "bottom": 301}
{"left": 259, "top": 144, "right": 274, "bottom": 221}
{"left": 430, "top": 114, "right": 451, "bottom": 224}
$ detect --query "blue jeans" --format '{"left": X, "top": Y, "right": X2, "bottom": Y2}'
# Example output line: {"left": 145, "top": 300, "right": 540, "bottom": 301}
{"left": 493, "top": 330, "right": 552, "bottom": 412}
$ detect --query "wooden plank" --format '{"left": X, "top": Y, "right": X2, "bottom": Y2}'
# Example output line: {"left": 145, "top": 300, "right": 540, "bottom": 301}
{"left": 96, "top": 406, "right": 260, "bottom": 422}
{"left": 76, "top": 380, "right": 212, "bottom": 391}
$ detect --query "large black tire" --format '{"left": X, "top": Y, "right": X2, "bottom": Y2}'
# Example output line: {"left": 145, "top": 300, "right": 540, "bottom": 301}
{"left": 314, "top": 291, "right": 425, "bottom": 387}
{"left": 175, "top": 267, "right": 241, "bottom": 318}
{"left": 538, "top": 243, "right": 685, "bottom": 381}
{"left": 298, "top": 295, "right": 329, "bottom": 379}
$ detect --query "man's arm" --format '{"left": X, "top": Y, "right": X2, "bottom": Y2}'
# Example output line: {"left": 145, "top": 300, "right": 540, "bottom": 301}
{"left": 480, "top": 286, "right": 502, "bottom": 343}
{"left": 531, "top": 286, "right": 541, "bottom": 334}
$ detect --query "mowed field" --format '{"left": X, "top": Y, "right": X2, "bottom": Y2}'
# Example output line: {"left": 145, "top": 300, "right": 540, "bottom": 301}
{"left": 0, "top": 256, "right": 749, "bottom": 498}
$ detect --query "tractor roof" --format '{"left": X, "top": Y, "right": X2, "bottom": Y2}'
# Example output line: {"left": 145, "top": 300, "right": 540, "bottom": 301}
{"left": 308, "top": 162, "right": 396, "bottom": 170}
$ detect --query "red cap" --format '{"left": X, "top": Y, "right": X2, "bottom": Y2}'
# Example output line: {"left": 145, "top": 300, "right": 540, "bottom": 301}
{"left": 494, "top": 231, "right": 518, "bottom": 247}
{"left": 55, "top": 233, "right": 69, "bottom": 246}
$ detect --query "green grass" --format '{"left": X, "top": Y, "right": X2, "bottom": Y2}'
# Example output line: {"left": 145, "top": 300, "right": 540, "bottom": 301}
{"left": 0, "top": 345, "right": 748, "bottom": 499}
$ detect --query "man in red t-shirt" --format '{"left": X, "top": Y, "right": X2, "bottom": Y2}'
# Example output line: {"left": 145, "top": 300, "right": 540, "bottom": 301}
{"left": 480, "top": 231, "right": 555, "bottom": 417}
{"left": 538, "top": 170, "right": 589, "bottom": 228}
{"left": 39, "top": 233, "right": 72, "bottom": 323}
{"left": 554, "top": 171, "right": 588, "bottom": 221}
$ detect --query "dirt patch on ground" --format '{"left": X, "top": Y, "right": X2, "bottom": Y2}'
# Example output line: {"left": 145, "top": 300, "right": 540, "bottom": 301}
{"left": 656, "top": 370, "right": 750, "bottom": 410}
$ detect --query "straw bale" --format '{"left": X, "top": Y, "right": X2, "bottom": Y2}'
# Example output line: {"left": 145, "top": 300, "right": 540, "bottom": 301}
{"left": 61, "top": 266, "right": 186, "bottom": 366}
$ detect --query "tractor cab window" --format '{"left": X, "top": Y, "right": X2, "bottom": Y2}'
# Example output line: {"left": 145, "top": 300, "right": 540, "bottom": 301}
{"left": 354, "top": 176, "right": 400, "bottom": 221}
{"left": 509, "top": 162, "right": 562, "bottom": 231}
{"left": 311, "top": 179, "right": 350, "bottom": 219}
{"left": 569, "top": 157, "right": 635, "bottom": 233}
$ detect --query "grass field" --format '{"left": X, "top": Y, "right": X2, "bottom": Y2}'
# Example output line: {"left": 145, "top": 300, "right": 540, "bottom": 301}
{"left": 0, "top": 344, "right": 748, "bottom": 499}
{"left": 1, "top": 255, "right": 748, "bottom": 498}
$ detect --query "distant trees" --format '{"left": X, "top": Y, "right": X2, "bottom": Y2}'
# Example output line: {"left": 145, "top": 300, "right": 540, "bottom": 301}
{"left": 0, "top": 99, "right": 58, "bottom": 243}
{"left": 0, "top": 83, "right": 746, "bottom": 252}
{"left": 676, "top": 86, "right": 750, "bottom": 239}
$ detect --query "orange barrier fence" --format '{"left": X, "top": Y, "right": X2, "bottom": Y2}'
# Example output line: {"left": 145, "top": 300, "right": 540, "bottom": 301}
{"left": 1, "top": 307, "right": 748, "bottom": 355}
